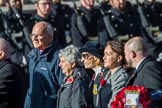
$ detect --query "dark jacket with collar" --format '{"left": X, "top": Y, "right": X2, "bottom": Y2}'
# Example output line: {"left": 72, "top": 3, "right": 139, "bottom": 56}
{"left": 71, "top": 6, "right": 99, "bottom": 47}
{"left": 91, "top": 68, "right": 111, "bottom": 108}
{"left": 127, "top": 55, "right": 162, "bottom": 108}
{"left": 24, "top": 41, "right": 64, "bottom": 108}
{"left": 97, "top": 1, "right": 141, "bottom": 45}
{"left": 128, "top": 55, "right": 162, "bottom": 91}
{"left": 0, "top": 59, "right": 26, "bottom": 108}
{"left": 57, "top": 67, "right": 92, "bottom": 108}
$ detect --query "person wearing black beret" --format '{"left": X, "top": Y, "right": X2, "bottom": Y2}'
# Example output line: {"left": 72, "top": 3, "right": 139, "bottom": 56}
{"left": 80, "top": 41, "right": 110, "bottom": 108}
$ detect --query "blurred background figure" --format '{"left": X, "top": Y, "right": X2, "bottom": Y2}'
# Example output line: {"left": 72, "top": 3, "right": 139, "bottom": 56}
{"left": 97, "top": 0, "right": 141, "bottom": 46}
{"left": 0, "top": 38, "right": 26, "bottom": 108}
{"left": 57, "top": 45, "right": 92, "bottom": 108}
{"left": 135, "top": 0, "right": 162, "bottom": 61}
{"left": 71, "top": 0, "right": 99, "bottom": 47}
{"left": 26, "top": 0, "right": 73, "bottom": 48}
{"left": 80, "top": 41, "right": 111, "bottom": 108}
{"left": 0, "top": 0, "right": 30, "bottom": 91}
{"left": 5, "top": 0, "right": 33, "bottom": 50}
{"left": 103, "top": 40, "right": 129, "bottom": 107}
{"left": 0, "top": 0, "right": 9, "bottom": 39}
{"left": 26, "top": 0, "right": 60, "bottom": 44}
{"left": 51, "top": 0, "right": 74, "bottom": 47}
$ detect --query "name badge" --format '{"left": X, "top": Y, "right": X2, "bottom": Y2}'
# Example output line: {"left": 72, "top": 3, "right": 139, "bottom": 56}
{"left": 125, "top": 90, "right": 140, "bottom": 106}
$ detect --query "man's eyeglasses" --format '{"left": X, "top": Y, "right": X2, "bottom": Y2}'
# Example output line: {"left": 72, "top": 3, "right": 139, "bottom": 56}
{"left": 82, "top": 54, "right": 93, "bottom": 59}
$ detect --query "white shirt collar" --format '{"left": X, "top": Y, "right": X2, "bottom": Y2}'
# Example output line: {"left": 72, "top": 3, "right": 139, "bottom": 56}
{"left": 135, "top": 57, "right": 146, "bottom": 71}
{"left": 93, "top": 67, "right": 102, "bottom": 80}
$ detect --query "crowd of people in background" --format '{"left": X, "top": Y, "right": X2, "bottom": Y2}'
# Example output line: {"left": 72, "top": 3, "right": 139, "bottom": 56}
{"left": 0, "top": 0, "right": 162, "bottom": 108}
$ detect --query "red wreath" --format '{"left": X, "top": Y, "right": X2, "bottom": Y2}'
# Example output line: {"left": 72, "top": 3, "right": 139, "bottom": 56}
{"left": 111, "top": 85, "right": 150, "bottom": 108}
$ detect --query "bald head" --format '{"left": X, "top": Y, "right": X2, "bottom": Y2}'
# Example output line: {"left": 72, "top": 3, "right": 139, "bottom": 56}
{"left": 0, "top": 38, "right": 11, "bottom": 60}
{"left": 32, "top": 21, "right": 53, "bottom": 38}
{"left": 124, "top": 37, "right": 148, "bottom": 68}
{"left": 125, "top": 36, "right": 148, "bottom": 54}
{"left": 31, "top": 21, "right": 54, "bottom": 50}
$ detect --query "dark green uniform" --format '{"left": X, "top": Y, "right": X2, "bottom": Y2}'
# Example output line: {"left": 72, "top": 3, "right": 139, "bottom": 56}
{"left": 71, "top": 6, "right": 99, "bottom": 47}
{"left": 135, "top": 0, "right": 162, "bottom": 58}
{"left": 51, "top": 3, "right": 74, "bottom": 47}
{"left": 97, "top": 1, "right": 141, "bottom": 45}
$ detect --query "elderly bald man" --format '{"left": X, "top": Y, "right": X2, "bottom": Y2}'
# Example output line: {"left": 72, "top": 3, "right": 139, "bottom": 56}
{"left": 24, "top": 21, "right": 64, "bottom": 108}
{"left": 124, "top": 36, "right": 162, "bottom": 108}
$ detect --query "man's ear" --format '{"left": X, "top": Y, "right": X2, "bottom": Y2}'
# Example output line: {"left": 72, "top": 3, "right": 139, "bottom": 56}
{"left": 130, "top": 50, "right": 136, "bottom": 58}
{"left": 0, "top": 51, "right": 5, "bottom": 60}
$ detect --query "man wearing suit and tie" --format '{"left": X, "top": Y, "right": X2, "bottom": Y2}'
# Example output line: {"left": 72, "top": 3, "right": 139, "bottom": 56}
{"left": 124, "top": 36, "right": 162, "bottom": 108}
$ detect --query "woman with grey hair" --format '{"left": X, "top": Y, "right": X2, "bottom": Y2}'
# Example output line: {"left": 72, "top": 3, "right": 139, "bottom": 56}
{"left": 57, "top": 45, "right": 92, "bottom": 108}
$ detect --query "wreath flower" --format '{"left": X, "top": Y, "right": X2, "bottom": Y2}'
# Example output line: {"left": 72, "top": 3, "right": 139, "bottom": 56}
{"left": 111, "top": 85, "right": 150, "bottom": 108}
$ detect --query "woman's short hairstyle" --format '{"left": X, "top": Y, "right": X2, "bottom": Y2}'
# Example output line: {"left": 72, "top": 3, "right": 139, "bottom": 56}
{"left": 59, "top": 45, "right": 83, "bottom": 66}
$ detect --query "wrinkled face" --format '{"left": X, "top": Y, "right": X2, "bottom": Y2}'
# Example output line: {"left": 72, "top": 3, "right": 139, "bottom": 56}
{"left": 124, "top": 45, "right": 133, "bottom": 68}
{"left": 110, "top": 0, "right": 126, "bottom": 10}
{"left": 81, "top": 52, "right": 95, "bottom": 69}
{"left": 59, "top": 56, "right": 73, "bottom": 76}
{"left": 31, "top": 27, "right": 52, "bottom": 50}
{"left": 35, "top": 0, "right": 52, "bottom": 17}
{"left": 103, "top": 45, "right": 121, "bottom": 69}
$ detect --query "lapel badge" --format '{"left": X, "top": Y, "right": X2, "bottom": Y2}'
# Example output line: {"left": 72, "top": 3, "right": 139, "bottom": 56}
{"left": 93, "top": 84, "right": 98, "bottom": 95}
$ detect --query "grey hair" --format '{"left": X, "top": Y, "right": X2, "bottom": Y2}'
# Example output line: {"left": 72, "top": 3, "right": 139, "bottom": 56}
{"left": 0, "top": 38, "right": 12, "bottom": 59}
{"left": 59, "top": 45, "right": 83, "bottom": 66}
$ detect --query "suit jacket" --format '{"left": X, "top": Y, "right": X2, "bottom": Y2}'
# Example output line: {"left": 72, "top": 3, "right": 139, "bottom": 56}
{"left": 127, "top": 55, "right": 162, "bottom": 108}
{"left": 128, "top": 55, "right": 162, "bottom": 91}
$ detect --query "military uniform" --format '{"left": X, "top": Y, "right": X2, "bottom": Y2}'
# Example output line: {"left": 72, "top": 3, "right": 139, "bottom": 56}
{"left": 6, "top": 10, "right": 29, "bottom": 34}
{"left": 51, "top": 3, "right": 74, "bottom": 47}
{"left": 71, "top": 6, "right": 99, "bottom": 47}
{"left": 5, "top": 10, "right": 32, "bottom": 50}
{"left": 26, "top": 12, "right": 62, "bottom": 45}
{"left": 97, "top": 1, "right": 141, "bottom": 45}
{"left": 136, "top": 0, "right": 162, "bottom": 58}
{"left": 27, "top": 13, "right": 57, "bottom": 34}
{"left": 0, "top": 10, "right": 9, "bottom": 38}
{"left": 5, "top": 10, "right": 32, "bottom": 90}
{"left": 90, "top": 68, "right": 111, "bottom": 108}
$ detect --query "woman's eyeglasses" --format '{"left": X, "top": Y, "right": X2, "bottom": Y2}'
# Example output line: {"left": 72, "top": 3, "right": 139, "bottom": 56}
{"left": 82, "top": 54, "right": 93, "bottom": 59}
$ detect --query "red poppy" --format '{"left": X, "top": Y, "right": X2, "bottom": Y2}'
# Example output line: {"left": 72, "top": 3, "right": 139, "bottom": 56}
{"left": 100, "top": 79, "right": 106, "bottom": 87}
{"left": 66, "top": 77, "right": 74, "bottom": 83}
{"left": 111, "top": 85, "right": 150, "bottom": 108}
